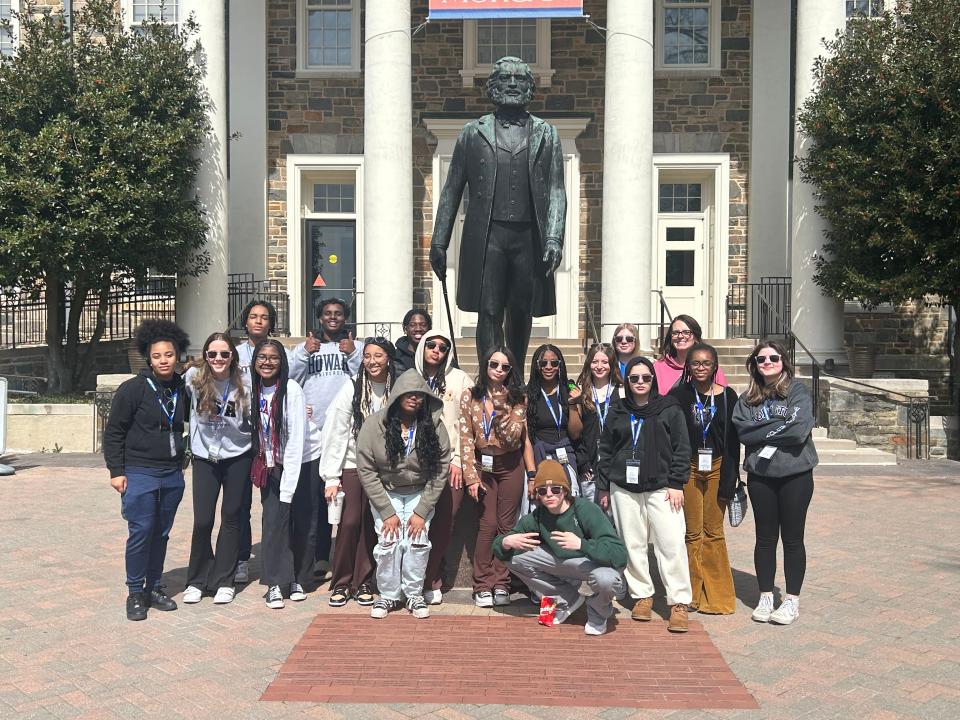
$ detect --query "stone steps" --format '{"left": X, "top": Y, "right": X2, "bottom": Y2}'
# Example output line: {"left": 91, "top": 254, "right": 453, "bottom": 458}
{"left": 811, "top": 427, "right": 898, "bottom": 466}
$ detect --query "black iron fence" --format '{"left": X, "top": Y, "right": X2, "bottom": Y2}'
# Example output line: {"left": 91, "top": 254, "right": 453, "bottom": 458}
{"left": 0, "top": 277, "right": 177, "bottom": 350}
{"left": 227, "top": 274, "right": 291, "bottom": 336}
{"left": 726, "top": 278, "right": 792, "bottom": 340}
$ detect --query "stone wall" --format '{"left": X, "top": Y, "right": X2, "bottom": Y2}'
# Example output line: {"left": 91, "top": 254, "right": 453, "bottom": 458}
{"left": 0, "top": 340, "right": 133, "bottom": 393}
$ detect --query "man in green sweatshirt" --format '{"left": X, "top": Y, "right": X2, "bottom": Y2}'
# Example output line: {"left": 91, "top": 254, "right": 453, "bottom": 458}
{"left": 494, "top": 460, "right": 627, "bottom": 635}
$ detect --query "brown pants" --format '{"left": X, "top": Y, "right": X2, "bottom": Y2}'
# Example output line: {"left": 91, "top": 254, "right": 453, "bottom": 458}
{"left": 329, "top": 469, "right": 376, "bottom": 591}
{"left": 683, "top": 458, "right": 736, "bottom": 614}
{"left": 425, "top": 478, "right": 465, "bottom": 591}
{"left": 472, "top": 450, "right": 525, "bottom": 593}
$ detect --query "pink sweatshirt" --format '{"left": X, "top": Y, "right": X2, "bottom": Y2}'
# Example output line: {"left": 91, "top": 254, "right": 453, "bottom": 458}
{"left": 653, "top": 354, "right": 728, "bottom": 393}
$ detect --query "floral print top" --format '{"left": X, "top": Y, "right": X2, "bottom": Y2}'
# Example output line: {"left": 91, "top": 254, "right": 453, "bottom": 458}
{"left": 458, "top": 388, "right": 527, "bottom": 488}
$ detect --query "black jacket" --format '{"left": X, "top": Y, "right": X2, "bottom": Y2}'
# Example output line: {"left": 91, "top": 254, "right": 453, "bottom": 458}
{"left": 103, "top": 369, "right": 188, "bottom": 478}
{"left": 574, "top": 388, "right": 621, "bottom": 476}
{"left": 393, "top": 337, "right": 417, "bottom": 375}
{"left": 596, "top": 399, "right": 691, "bottom": 493}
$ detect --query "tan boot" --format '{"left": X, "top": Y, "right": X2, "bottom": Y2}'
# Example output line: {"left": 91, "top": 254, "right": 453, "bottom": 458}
{"left": 668, "top": 603, "right": 689, "bottom": 633}
{"left": 631, "top": 596, "right": 653, "bottom": 621}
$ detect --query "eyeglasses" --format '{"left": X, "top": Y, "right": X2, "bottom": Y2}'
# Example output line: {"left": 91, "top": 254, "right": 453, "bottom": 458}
{"left": 755, "top": 354, "right": 781, "bottom": 364}
{"left": 205, "top": 350, "right": 232, "bottom": 360}
{"left": 689, "top": 360, "right": 714, "bottom": 369}
{"left": 535, "top": 485, "right": 564, "bottom": 497}
{"left": 671, "top": 330, "right": 694, "bottom": 339}
{"left": 627, "top": 373, "right": 654, "bottom": 384}
{"left": 488, "top": 360, "right": 511, "bottom": 372}
{"left": 425, "top": 339, "right": 450, "bottom": 353}
{"left": 255, "top": 354, "right": 281, "bottom": 365}
{"left": 538, "top": 359, "right": 561, "bottom": 369}
{"left": 614, "top": 335, "right": 635, "bottom": 344}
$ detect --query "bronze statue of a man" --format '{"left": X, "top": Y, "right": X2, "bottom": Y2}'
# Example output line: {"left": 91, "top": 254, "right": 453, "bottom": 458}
{"left": 430, "top": 56, "right": 566, "bottom": 367}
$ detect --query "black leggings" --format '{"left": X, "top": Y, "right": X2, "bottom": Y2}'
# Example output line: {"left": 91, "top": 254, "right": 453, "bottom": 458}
{"left": 747, "top": 470, "right": 814, "bottom": 596}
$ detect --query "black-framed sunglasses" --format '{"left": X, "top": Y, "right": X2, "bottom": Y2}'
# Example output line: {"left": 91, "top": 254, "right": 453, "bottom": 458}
{"left": 425, "top": 339, "right": 450, "bottom": 353}
{"left": 627, "top": 373, "right": 654, "bottom": 384}
{"left": 755, "top": 354, "right": 781, "bottom": 364}
{"left": 538, "top": 359, "right": 561, "bottom": 369}
{"left": 535, "top": 485, "right": 564, "bottom": 497}
{"left": 614, "top": 335, "right": 635, "bottom": 344}
{"left": 488, "top": 360, "right": 511, "bottom": 373}
{"left": 205, "top": 350, "right": 232, "bottom": 360}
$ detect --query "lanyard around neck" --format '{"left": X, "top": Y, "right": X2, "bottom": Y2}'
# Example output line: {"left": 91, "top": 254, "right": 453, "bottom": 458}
{"left": 630, "top": 415, "right": 644, "bottom": 454}
{"left": 541, "top": 388, "right": 563, "bottom": 430}
{"left": 404, "top": 421, "right": 417, "bottom": 457}
{"left": 481, "top": 397, "right": 497, "bottom": 441}
{"left": 146, "top": 378, "right": 178, "bottom": 429}
{"left": 593, "top": 384, "right": 611, "bottom": 431}
{"left": 693, "top": 383, "right": 716, "bottom": 447}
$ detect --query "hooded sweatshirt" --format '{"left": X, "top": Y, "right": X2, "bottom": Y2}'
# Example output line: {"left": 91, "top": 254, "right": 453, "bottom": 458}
{"left": 654, "top": 353, "right": 728, "bottom": 393}
{"left": 356, "top": 370, "right": 451, "bottom": 521}
{"left": 318, "top": 375, "right": 389, "bottom": 487}
{"left": 731, "top": 381, "right": 818, "bottom": 477}
{"left": 413, "top": 330, "right": 472, "bottom": 470}
{"left": 184, "top": 366, "right": 253, "bottom": 461}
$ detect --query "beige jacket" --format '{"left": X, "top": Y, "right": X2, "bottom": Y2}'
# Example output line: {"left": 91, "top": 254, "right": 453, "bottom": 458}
{"left": 413, "top": 329, "right": 473, "bottom": 469}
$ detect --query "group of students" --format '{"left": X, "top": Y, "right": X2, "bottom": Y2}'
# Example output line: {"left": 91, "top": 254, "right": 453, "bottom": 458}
{"left": 106, "top": 303, "right": 817, "bottom": 636}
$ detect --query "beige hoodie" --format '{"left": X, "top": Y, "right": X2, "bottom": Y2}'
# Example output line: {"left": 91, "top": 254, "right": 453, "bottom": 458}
{"left": 413, "top": 330, "right": 473, "bottom": 470}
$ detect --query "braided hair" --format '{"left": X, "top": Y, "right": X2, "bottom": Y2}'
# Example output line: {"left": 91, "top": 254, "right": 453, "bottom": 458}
{"left": 525, "top": 343, "right": 571, "bottom": 439}
{"left": 680, "top": 342, "right": 720, "bottom": 387}
{"left": 384, "top": 394, "right": 444, "bottom": 481}
{"left": 250, "top": 338, "right": 289, "bottom": 464}
{"left": 351, "top": 338, "right": 396, "bottom": 437}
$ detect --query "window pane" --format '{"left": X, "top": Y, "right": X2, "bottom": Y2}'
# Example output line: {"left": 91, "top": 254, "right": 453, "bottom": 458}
{"left": 846, "top": 0, "right": 883, "bottom": 17}
{"left": 475, "top": 19, "right": 538, "bottom": 65}
{"left": 132, "top": 1, "right": 178, "bottom": 23}
{"left": 307, "top": 7, "right": 353, "bottom": 67}
{"left": 666, "top": 227, "right": 696, "bottom": 243}
{"left": 665, "top": 250, "right": 696, "bottom": 286}
{"left": 659, "top": 183, "right": 702, "bottom": 212}
{"left": 0, "top": 0, "right": 13, "bottom": 57}
{"left": 663, "top": 5, "right": 709, "bottom": 66}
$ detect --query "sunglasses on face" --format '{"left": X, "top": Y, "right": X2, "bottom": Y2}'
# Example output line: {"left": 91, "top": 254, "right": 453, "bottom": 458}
{"left": 614, "top": 335, "right": 635, "bottom": 344}
{"left": 755, "top": 354, "right": 781, "bottom": 364}
{"left": 538, "top": 359, "right": 561, "bottom": 369}
{"left": 488, "top": 360, "right": 511, "bottom": 372}
{"left": 255, "top": 354, "right": 281, "bottom": 365}
{"left": 535, "top": 485, "right": 564, "bottom": 497}
{"left": 425, "top": 339, "right": 449, "bottom": 353}
{"left": 627, "top": 373, "right": 654, "bottom": 384}
{"left": 689, "top": 360, "right": 714, "bottom": 369}
{"left": 671, "top": 330, "right": 694, "bottom": 339}
{"left": 206, "top": 350, "right": 232, "bottom": 360}
{"left": 590, "top": 342, "right": 613, "bottom": 351}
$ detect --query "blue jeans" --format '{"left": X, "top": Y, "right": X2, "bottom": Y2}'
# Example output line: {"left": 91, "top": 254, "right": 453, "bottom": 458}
{"left": 122, "top": 467, "right": 185, "bottom": 594}
{"left": 371, "top": 490, "right": 434, "bottom": 602}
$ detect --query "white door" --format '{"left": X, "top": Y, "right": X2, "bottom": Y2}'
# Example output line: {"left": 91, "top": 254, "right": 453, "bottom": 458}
{"left": 655, "top": 217, "right": 707, "bottom": 324}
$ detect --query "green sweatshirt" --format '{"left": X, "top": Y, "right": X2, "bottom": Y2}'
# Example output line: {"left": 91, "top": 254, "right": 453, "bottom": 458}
{"left": 493, "top": 498, "right": 627, "bottom": 570}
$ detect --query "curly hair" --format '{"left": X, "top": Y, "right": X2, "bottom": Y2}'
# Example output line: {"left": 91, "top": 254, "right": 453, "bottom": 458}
{"left": 135, "top": 319, "right": 190, "bottom": 358}
{"left": 471, "top": 345, "right": 525, "bottom": 404}
{"left": 384, "top": 396, "right": 444, "bottom": 481}
{"left": 240, "top": 299, "right": 277, "bottom": 335}
{"left": 402, "top": 308, "right": 432, "bottom": 330}
{"left": 526, "top": 343, "right": 571, "bottom": 439}
{"left": 188, "top": 332, "right": 250, "bottom": 418}
{"left": 351, "top": 340, "right": 397, "bottom": 438}
{"left": 250, "top": 338, "right": 290, "bottom": 463}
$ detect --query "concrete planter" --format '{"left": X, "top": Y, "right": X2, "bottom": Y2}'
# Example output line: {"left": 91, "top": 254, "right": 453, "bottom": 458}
{"left": 5, "top": 404, "right": 95, "bottom": 453}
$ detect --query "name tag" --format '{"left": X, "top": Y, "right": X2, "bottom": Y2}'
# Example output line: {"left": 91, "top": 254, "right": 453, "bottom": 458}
{"left": 169, "top": 432, "right": 177, "bottom": 458}
{"left": 697, "top": 448, "right": 713, "bottom": 472}
{"left": 625, "top": 460, "right": 641, "bottom": 485}
{"left": 758, "top": 445, "right": 777, "bottom": 460}
{"left": 208, "top": 445, "right": 221, "bottom": 464}
{"left": 481, "top": 454, "right": 494, "bottom": 472}
{"left": 555, "top": 447, "right": 569, "bottom": 464}
{"left": 266, "top": 452, "right": 275, "bottom": 468}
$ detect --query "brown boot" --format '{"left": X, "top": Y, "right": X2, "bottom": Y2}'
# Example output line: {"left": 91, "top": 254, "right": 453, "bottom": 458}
{"left": 668, "top": 603, "right": 689, "bottom": 633}
{"left": 631, "top": 596, "right": 653, "bottom": 621}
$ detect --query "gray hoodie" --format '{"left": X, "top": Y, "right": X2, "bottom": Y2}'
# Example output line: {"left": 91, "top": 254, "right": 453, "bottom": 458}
{"left": 356, "top": 370, "right": 451, "bottom": 521}
{"left": 288, "top": 339, "right": 356, "bottom": 460}
{"left": 732, "top": 381, "right": 819, "bottom": 477}
{"left": 413, "top": 330, "right": 473, "bottom": 469}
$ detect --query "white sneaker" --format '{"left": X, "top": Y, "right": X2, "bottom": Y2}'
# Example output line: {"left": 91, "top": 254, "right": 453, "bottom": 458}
{"left": 474, "top": 590, "right": 494, "bottom": 608}
{"left": 234, "top": 561, "right": 249, "bottom": 584}
{"left": 752, "top": 594, "right": 775, "bottom": 623}
{"left": 183, "top": 586, "right": 202, "bottom": 604}
{"left": 265, "top": 585, "right": 284, "bottom": 609}
{"left": 493, "top": 588, "right": 511, "bottom": 606}
{"left": 289, "top": 583, "right": 307, "bottom": 602}
{"left": 370, "top": 598, "right": 398, "bottom": 619}
{"left": 406, "top": 596, "right": 430, "bottom": 619}
{"left": 213, "top": 587, "right": 235, "bottom": 604}
{"left": 584, "top": 619, "right": 608, "bottom": 636}
{"left": 553, "top": 594, "right": 585, "bottom": 626}
{"left": 770, "top": 597, "right": 800, "bottom": 625}
{"left": 424, "top": 589, "right": 442, "bottom": 605}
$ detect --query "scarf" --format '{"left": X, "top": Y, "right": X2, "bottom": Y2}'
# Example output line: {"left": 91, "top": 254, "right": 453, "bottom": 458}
{"left": 621, "top": 357, "right": 679, "bottom": 486}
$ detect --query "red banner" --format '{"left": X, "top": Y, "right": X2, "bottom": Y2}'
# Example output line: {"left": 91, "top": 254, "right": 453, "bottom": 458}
{"left": 428, "top": 0, "right": 583, "bottom": 20}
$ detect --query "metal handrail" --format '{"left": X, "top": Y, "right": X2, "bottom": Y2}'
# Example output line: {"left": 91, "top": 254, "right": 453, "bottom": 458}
{"left": 582, "top": 299, "right": 601, "bottom": 352}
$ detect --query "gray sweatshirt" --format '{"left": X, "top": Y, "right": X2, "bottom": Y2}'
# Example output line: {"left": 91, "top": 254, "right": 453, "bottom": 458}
{"left": 184, "top": 367, "right": 253, "bottom": 460}
{"left": 731, "top": 381, "right": 819, "bottom": 477}
{"left": 288, "top": 340, "right": 358, "bottom": 460}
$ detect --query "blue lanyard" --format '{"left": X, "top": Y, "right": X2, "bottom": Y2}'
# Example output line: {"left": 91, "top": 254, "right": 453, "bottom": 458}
{"left": 593, "top": 384, "right": 611, "bottom": 432}
{"left": 404, "top": 422, "right": 417, "bottom": 456}
{"left": 426, "top": 375, "right": 437, "bottom": 391}
{"left": 481, "top": 398, "right": 497, "bottom": 441}
{"left": 216, "top": 381, "right": 231, "bottom": 423}
{"left": 259, "top": 390, "right": 274, "bottom": 447}
{"left": 630, "top": 415, "right": 644, "bottom": 452}
{"left": 146, "top": 378, "right": 178, "bottom": 429}
{"left": 541, "top": 389, "right": 563, "bottom": 430}
{"left": 693, "top": 384, "right": 716, "bottom": 448}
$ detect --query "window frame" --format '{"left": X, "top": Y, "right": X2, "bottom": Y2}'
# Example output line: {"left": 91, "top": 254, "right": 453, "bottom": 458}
{"left": 122, "top": 0, "right": 180, "bottom": 29}
{"left": 845, "top": 0, "right": 885, "bottom": 19}
{"left": 0, "top": 0, "right": 19, "bottom": 58}
{"left": 297, "top": 0, "right": 361, "bottom": 77}
{"left": 461, "top": 18, "right": 554, "bottom": 88}
{"left": 655, "top": 0, "right": 721, "bottom": 74}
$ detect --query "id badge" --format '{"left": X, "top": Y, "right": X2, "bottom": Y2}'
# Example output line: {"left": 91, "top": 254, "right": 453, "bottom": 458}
{"left": 208, "top": 446, "right": 221, "bottom": 464}
{"left": 168, "top": 432, "right": 177, "bottom": 458}
{"left": 697, "top": 448, "right": 713, "bottom": 472}
{"left": 625, "top": 460, "right": 641, "bottom": 485}
{"left": 758, "top": 445, "right": 777, "bottom": 460}
{"left": 555, "top": 447, "right": 569, "bottom": 464}
{"left": 266, "top": 452, "right": 275, "bottom": 468}
{"left": 481, "top": 454, "right": 494, "bottom": 472}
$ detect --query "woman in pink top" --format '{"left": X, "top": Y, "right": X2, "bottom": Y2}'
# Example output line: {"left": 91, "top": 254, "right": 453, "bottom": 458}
{"left": 654, "top": 315, "right": 727, "bottom": 392}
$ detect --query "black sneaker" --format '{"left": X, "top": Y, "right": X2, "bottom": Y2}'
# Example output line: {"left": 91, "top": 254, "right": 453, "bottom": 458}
{"left": 126, "top": 592, "right": 148, "bottom": 621}
{"left": 146, "top": 587, "right": 178, "bottom": 612}
{"left": 354, "top": 583, "right": 375, "bottom": 606}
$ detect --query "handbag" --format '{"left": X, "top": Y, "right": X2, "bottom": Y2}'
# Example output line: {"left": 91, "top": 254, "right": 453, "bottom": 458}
{"left": 727, "top": 481, "right": 748, "bottom": 527}
{"left": 250, "top": 451, "right": 269, "bottom": 489}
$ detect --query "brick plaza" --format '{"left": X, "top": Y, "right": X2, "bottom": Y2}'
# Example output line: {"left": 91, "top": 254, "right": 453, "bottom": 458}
{"left": 1, "top": 455, "right": 957, "bottom": 719}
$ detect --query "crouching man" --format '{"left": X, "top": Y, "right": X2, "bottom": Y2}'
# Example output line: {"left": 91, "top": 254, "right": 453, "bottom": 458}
{"left": 493, "top": 460, "right": 627, "bottom": 635}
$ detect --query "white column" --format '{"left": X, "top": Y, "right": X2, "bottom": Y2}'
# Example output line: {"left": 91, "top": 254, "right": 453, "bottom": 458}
{"left": 791, "top": 0, "right": 846, "bottom": 361}
{"left": 363, "top": 0, "right": 412, "bottom": 326}
{"left": 177, "top": 0, "right": 229, "bottom": 350}
{"left": 601, "top": 0, "right": 654, "bottom": 338}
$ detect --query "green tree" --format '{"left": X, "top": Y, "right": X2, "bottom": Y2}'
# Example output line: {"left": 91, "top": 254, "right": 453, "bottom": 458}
{"left": 798, "top": 0, "right": 959, "bottom": 405}
{"left": 0, "top": 0, "right": 210, "bottom": 393}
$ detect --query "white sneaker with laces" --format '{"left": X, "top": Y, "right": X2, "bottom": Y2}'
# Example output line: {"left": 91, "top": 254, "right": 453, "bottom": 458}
{"left": 752, "top": 593, "right": 775, "bottom": 623}
{"left": 770, "top": 597, "right": 800, "bottom": 625}
{"left": 265, "top": 585, "right": 284, "bottom": 609}
{"left": 213, "top": 587, "right": 235, "bottom": 604}
{"left": 183, "top": 586, "right": 202, "bottom": 604}
{"left": 234, "top": 561, "right": 249, "bottom": 584}
{"left": 289, "top": 583, "right": 306, "bottom": 601}
{"left": 493, "top": 588, "right": 511, "bottom": 606}
{"left": 370, "top": 598, "right": 397, "bottom": 619}
{"left": 424, "top": 589, "right": 442, "bottom": 605}
{"left": 406, "top": 596, "right": 430, "bottom": 619}
{"left": 474, "top": 590, "right": 494, "bottom": 608}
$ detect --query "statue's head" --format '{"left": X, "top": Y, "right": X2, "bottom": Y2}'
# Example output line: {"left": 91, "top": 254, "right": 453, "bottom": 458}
{"left": 486, "top": 56, "right": 535, "bottom": 109}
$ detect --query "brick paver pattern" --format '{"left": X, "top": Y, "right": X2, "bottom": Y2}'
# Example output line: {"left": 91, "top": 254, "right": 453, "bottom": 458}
{"left": 0, "top": 456, "right": 958, "bottom": 719}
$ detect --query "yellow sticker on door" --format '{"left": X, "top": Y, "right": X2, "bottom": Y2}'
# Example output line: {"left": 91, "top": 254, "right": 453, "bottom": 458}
{"left": 329, "top": 254, "right": 338, "bottom": 264}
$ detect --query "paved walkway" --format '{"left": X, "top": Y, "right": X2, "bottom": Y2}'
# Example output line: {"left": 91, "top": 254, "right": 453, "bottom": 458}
{"left": 0, "top": 458, "right": 958, "bottom": 719}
